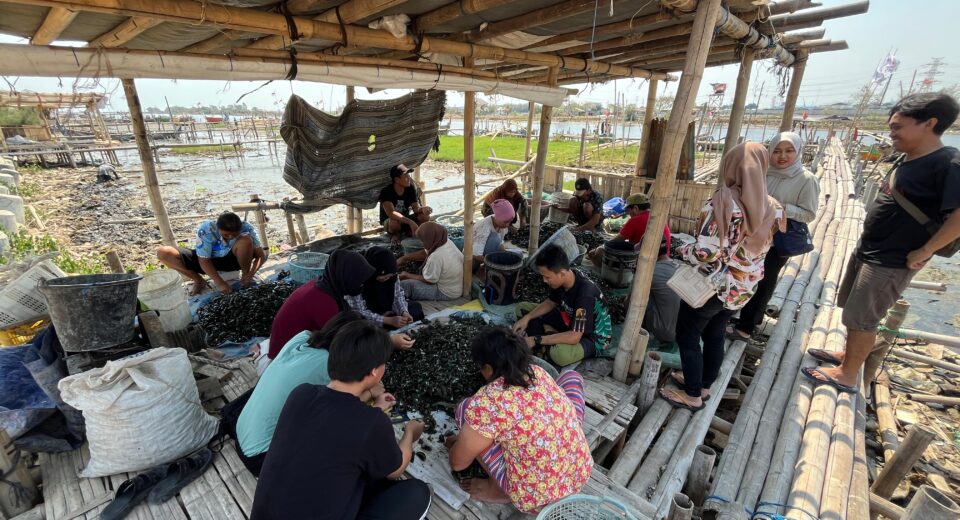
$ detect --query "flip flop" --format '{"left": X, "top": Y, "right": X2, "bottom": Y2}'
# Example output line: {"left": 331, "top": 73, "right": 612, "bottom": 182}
{"left": 800, "top": 366, "right": 858, "bottom": 394}
{"left": 807, "top": 348, "right": 843, "bottom": 365}
{"left": 668, "top": 371, "right": 711, "bottom": 402}
{"left": 658, "top": 387, "right": 705, "bottom": 411}
{"left": 147, "top": 448, "right": 214, "bottom": 504}
{"left": 100, "top": 466, "right": 169, "bottom": 520}
{"left": 724, "top": 326, "right": 752, "bottom": 342}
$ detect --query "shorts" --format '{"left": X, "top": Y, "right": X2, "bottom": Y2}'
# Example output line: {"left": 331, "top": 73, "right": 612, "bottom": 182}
{"left": 838, "top": 255, "right": 916, "bottom": 331}
{"left": 178, "top": 246, "right": 241, "bottom": 274}
{"left": 382, "top": 218, "right": 413, "bottom": 236}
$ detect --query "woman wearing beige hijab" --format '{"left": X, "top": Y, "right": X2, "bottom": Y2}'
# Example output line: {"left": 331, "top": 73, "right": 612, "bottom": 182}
{"left": 660, "top": 142, "right": 783, "bottom": 411}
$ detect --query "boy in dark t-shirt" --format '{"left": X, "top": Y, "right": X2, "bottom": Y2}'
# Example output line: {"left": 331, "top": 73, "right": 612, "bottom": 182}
{"left": 251, "top": 321, "right": 430, "bottom": 520}
{"left": 802, "top": 92, "right": 960, "bottom": 394}
{"left": 514, "top": 244, "right": 612, "bottom": 366}
{"left": 379, "top": 164, "right": 432, "bottom": 239}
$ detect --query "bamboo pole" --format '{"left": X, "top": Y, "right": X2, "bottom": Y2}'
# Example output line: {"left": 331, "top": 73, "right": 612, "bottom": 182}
{"left": 345, "top": 85, "right": 358, "bottom": 235}
{"left": 874, "top": 376, "right": 899, "bottom": 462}
{"left": 105, "top": 250, "right": 125, "bottom": 273}
{"left": 577, "top": 128, "right": 587, "bottom": 168}
{"left": 524, "top": 101, "right": 535, "bottom": 161}
{"left": 651, "top": 340, "right": 748, "bottom": 516}
{"left": 667, "top": 494, "right": 694, "bottom": 520}
{"left": 295, "top": 214, "right": 310, "bottom": 243}
{"left": 636, "top": 352, "right": 662, "bottom": 416}
{"left": 902, "top": 485, "right": 960, "bottom": 519}
{"left": 634, "top": 79, "right": 659, "bottom": 176}
{"left": 469, "top": 0, "right": 600, "bottom": 42}
{"left": 5, "top": 0, "right": 670, "bottom": 80}
{"left": 284, "top": 211, "right": 298, "bottom": 244}
{"left": 848, "top": 377, "right": 870, "bottom": 519}
{"left": 628, "top": 328, "right": 651, "bottom": 377}
{"left": 462, "top": 57, "right": 477, "bottom": 297}
{"left": 613, "top": 0, "right": 724, "bottom": 383}
{"left": 905, "top": 393, "right": 960, "bottom": 406}
{"left": 452, "top": 155, "right": 537, "bottom": 218}
{"left": 779, "top": 51, "right": 809, "bottom": 132}
{"left": 864, "top": 299, "right": 911, "bottom": 381}
{"left": 89, "top": 16, "right": 160, "bottom": 47}
{"left": 121, "top": 78, "right": 175, "bottom": 247}
{"left": 723, "top": 50, "right": 754, "bottom": 155}
{"left": 683, "top": 445, "right": 716, "bottom": 507}
{"left": 629, "top": 409, "right": 692, "bottom": 497}
{"left": 891, "top": 349, "right": 960, "bottom": 373}
{"left": 908, "top": 280, "right": 946, "bottom": 292}
{"left": 414, "top": 0, "right": 516, "bottom": 31}
{"left": 527, "top": 67, "right": 559, "bottom": 256}
{"left": 819, "top": 389, "right": 857, "bottom": 520}
{"left": 871, "top": 493, "right": 906, "bottom": 519}
{"left": 31, "top": 6, "right": 79, "bottom": 45}
{"left": 896, "top": 328, "right": 960, "bottom": 351}
{"left": 607, "top": 399, "right": 672, "bottom": 485}
{"left": 871, "top": 425, "right": 937, "bottom": 499}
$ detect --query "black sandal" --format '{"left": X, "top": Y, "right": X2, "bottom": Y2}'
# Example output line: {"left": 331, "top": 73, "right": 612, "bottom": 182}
{"left": 807, "top": 348, "right": 843, "bottom": 365}
{"left": 801, "top": 366, "right": 858, "bottom": 394}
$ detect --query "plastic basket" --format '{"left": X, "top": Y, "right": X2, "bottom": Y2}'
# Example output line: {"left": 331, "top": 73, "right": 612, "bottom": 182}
{"left": 287, "top": 252, "right": 329, "bottom": 285}
{"left": 0, "top": 260, "right": 66, "bottom": 328}
{"left": 0, "top": 317, "right": 49, "bottom": 346}
{"left": 537, "top": 495, "right": 637, "bottom": 520}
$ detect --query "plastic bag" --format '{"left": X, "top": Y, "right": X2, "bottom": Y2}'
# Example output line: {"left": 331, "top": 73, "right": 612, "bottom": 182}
{"left": 368, "top": 14, "right": 411, "bottom": 39}
{"left": 59, "top": 347, "right": 218, "bottom": 477}
{"left": 603, "top": 197, "right": 626, "bottom": 217}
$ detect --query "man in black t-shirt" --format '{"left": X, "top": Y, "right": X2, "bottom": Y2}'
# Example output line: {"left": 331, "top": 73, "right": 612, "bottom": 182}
{"left": 379, "top": 164, "right": 432, "bottom": 239}
{"left": 251, "top": 321, "right": 430, "bottom": 520}
{"left": 802, "top": 93, "right": 960, "bottom": 394}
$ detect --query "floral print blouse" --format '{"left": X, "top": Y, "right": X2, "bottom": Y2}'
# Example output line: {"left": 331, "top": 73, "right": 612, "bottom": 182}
{"left": 464, "top": 365, "right": 593, "bottom": 512}
{"left": 679, "top": 200, "right": 770, "bottom": 310}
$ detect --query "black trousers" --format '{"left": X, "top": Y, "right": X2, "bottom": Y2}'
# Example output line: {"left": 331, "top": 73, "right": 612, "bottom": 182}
{"left": 734, "top": 250, "right": 790, "bottom": 336}
{"left": 358, "top": 479, "right": 432, "bottom": 520}
{"left": 675, "top": 298, "right": 736, "bottom": 398}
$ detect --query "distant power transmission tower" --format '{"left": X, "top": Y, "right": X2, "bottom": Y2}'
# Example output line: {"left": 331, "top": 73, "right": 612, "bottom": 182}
{"left": 917, "top": 58, "right": 946, "bottom": 93}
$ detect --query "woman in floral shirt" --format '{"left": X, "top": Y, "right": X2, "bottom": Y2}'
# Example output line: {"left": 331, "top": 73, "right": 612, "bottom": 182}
{"left": 660, "top": 142, "right": 783, "bottom": 411}
{"left": 446, "top": 328, "right": 592, "bottom": 513}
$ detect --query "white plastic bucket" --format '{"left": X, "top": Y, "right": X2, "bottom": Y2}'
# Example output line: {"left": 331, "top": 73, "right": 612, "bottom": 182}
{"left": 527, "top": 227, "right": 581, "bottom": 269}
{"left": 0, "top": 210, "right": 16, "bottom": 233}
{"left": 0, "top": 168, "right": 19, "bottom": 185}
{"left": 137, "top": 270, "right": 192, "bottom": 332}
{"left": 547, "top": 191, "right": 573, "bottom": 224}
{"left": 0, "top": 195, "right": 24, "bottom": 223}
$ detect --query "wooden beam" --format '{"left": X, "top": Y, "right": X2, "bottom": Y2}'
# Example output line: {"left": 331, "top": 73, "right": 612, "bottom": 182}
{"left": 8, "top": 0, "right": 670, "bottom": 80}
{"left": 230, "top": 47, "right": 500, "bottom": 78}
{"left": 415, "top": 0, "right": 516, "bottom": 32}
{"left": 723, "top": 50, "right": 754, "bottom": 154}
{"left": 613, "top": 0, "right": 723, "bottom": 382}
{"left": 89, "top": 16, "right": 161, "bottom": 47}
{"left": 462, "top": 57, "right": 476, "bottom": 297}
{"left": 559, "top": 22, "right": 695, "bottom": 56}
{"left": 524, "top": 101, "right": 535, "bottom": 161}
{"left": 525, "top": 11, "right": 691, "bottom": 51}
{"left": 121, "top": 78, "right": 176, "bottom": 247}
{"left": 468, "top": 0, "right": 598, "bottom": 42}
{"left": 780, "top": 51, "right": 808, "bottom": 131}
{"left": 32, "top": 6, "right": 79, "bottom": 45}
{"left": 527, "top": 67, "right": 559, "bottom": 257}
{"left": 635, "top": 78, "right": 659, "bottom": 176}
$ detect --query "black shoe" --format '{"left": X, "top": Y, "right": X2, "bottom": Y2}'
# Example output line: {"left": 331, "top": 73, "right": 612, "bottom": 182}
{"left": 100, "top": 466, "right": 169, "bottom": 520}
{"left": 147, "top": 448, "right": 214, "bottom": 504}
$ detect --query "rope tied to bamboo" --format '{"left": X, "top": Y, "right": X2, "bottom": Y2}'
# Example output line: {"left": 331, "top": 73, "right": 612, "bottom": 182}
{"left": 285, "top": 47, "right": 299, "bottom": 81}
{"left": 751, "top": 499, "right": 820, "bottom": 520}
{"left": 335, "top": 5, "right": 348, "bottom": 47}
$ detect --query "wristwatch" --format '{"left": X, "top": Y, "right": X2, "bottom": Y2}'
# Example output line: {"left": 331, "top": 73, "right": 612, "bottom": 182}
{"left": 534, "top": 336, "right": 543, "bottom": 346}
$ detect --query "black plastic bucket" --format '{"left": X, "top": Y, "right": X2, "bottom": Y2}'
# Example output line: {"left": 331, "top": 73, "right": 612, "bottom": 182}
{"left": 483, "top": 251, "right": 523, "bottom": 305}
{"left": 39, "top": 273, "right": 142, "bottom": 352}
{"left": 601, "top": 240, "right": 639, "bottom": 288}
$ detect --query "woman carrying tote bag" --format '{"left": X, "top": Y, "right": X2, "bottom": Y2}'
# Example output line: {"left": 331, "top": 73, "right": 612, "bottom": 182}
{"left": 660, "top": 142, "right": 783, "bottom": 411}
{"left": 729, "top": 132, "right": 820, "bottom": 340}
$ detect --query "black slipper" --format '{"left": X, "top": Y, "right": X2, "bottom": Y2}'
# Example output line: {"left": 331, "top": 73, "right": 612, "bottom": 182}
{"left": 669, "top": 371, "right": 711, "bottom": 402}
{"left": 807, "top": 348, "right": 843, "bottom": 365}
{"left": 148, "top": 449, "right": 214, "bottom": 504}
{"left": 725, "top": 328, "right": 752, "bottom": 342}
{"left": 800, "top": 366, "right": 858, "bottom": 394}
{"left": 100, "top": 466, "right": 169, "bottom": 520}
{"left": 658, "top": 387, "right": 706, "bottom": 411}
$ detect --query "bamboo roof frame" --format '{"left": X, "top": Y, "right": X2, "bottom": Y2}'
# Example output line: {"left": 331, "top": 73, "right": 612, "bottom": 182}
{"left": 0, "top": 91, "right": 104, "bottom": 108}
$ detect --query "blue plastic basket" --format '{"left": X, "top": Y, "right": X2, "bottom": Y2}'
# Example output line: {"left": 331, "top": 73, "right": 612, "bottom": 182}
{"left": 537, "top": 495, "right": 637, "bottom": 520}
{"left": 287, "top": 252, "right": 329, "bottom": 285}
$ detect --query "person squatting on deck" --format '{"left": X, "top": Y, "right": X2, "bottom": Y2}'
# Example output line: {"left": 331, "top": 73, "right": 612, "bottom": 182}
{"left": 268, "top": 250, "right": 414, "bottom": 359}
{"left": 379, "top": 163, "right": 432, "bottom": 240}
{"left": 551, "top": 178, "right": 605, "bottom": 231}
{"left": 398, "top": 221, "right": 465, "bottom": 301}
{"left": 481, "top": 179, "right": 527, "bottom": 231}
{"left": 586, "top": 192, "right": 672, "bottom": 267}
{"left": 250, "top": 321, "right": 431, "bottom": 520}
{"left": 802, "top": 93, "right": 960, "bottom": 392}
{"left": 730, "top": 132, "right": 821, "bottom": 340}
{"left": 660, "top": 142, "right": 784, "bottom": 411}
{"left": 156, "top": 212, "right": 267, "bottom": 296}
{"left": 513, "top": 244, "right": 613, "bottom": 366}
{"left": 471, "top": 199, "right": 515, "bottom": 274}
{"left": 445, "top": 328, "right": 592, "bottom": 514}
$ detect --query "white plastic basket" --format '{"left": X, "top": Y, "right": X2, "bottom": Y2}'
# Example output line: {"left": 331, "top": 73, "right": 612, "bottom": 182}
{"left": 0, "top": 259, "right": 66, "bottom": 327}
{"left": 537, "top": 495, "right": 637, "bottom": 520}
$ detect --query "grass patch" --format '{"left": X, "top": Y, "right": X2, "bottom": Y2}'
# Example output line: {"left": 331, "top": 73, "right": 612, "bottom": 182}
{"left": 429, "top": 135, "right": 640, "bottom": 169}
{"left": 2, "top": 229, "right": 104, "bottom": 274}
{"left": 169, "top": 144, "right": 241, "bottom": 154}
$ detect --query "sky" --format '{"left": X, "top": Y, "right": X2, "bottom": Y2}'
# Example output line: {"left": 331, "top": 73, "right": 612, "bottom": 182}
{"left": 2, "top": 0, "right": 959, "bottom": 113}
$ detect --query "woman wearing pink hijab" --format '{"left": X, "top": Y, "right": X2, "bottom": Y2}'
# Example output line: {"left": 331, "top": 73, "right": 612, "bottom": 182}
{"left": 660, "top": 142, "right": 784, "bottom": 411}
{"left": 471, "top": 199, "right": 516, "bottom": 273}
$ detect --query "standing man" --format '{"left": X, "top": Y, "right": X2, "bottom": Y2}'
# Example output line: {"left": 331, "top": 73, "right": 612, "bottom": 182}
{"left": 379, "top": 164, "right": 432, "bottom": 239}
{"left": 804, "top": 92, "right": 960, "bottom": 392}
{"left": 513, "top": 244, "right": 612, "bottom": 366}
{"left": 157, "top": 212, "right": 267, "bottom": 295}
{"left": 553, "top": 179, "right": 604, "bottom": 231}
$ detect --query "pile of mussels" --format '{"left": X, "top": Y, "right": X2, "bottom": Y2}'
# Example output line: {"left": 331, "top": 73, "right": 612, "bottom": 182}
{"left": 510, "top": 222, "right": 606, "bottom": 252}
{"left": 197, "top": 282, "right": 298, "bottom": 345}
{"left": 382, "top": 316, "right": 489, "bottom": 431}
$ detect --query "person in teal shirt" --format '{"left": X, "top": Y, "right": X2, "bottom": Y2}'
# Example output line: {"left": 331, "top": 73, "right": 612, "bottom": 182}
{"left": 235, "top": 311, "right": 384, "bottom": 475}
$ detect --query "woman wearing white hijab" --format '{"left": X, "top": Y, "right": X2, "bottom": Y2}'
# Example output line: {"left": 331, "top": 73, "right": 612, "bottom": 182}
{"left": 730, "top": 132, "right": 820, "bottom": 340}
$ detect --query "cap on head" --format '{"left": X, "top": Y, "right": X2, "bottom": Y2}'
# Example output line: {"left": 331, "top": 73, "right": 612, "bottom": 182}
{"left": 390, "top": 164, "right": 411, "bottom": 179}
{"left": 574, "top": 178, "right": 591, "bottom": 196}
{"left": 626, "top": 193, "right": 649, "bottom": 207}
